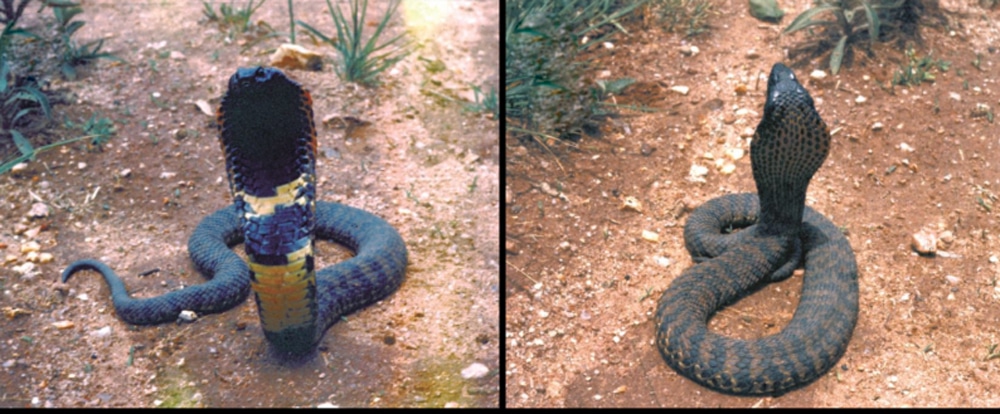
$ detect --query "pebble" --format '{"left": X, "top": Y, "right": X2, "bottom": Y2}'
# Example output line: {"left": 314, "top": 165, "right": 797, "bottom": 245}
{"left": 11, "top": 162, "right": 27, "bottom": 173}
{"left": 317, "top": 402, "right": 338, "bottom": 408}
{"left": 91, "top": 326, "right": 112, "bottom": 337}
{"left": 945, "top": 275, "right": 961, "bottom": 285}
{"left": 911, "top": 229, "right": 937, "bottom": 254}
{"left": 613, "top": 385, "right": 627, "bottom": 394}
{"left": 641, "top": 230, "right": 659, "bottom": 242}
{"left": 28, "top": 203, "right": 49, "bottom": 218}
{"left": 77, "top": 162, "right": 86, "bottom": 170}
{"left": 670, "top": 85, "right": 690, "bottom": 95}
{"left": 461, "top": 362, "right": 490, "bottom": 379}
{"left": 169, "top": 50, "right": 186, "bottom": 60}
{"left": 719, "top": 163, "right": 736, "bottom": 175}
{"left": 679, "top": 45, "right": 699, "bottom": 56}
{"left": 855, "top": 95, "right": 867, "bottom": 104}
{"left": 120, "top": 168, "right": 132, "bottom": 177}
{"left": 621, "top": 196, "right": 643, "bottom": 213}
{"left": 653, "top": 256, "right": 671, "bottom": 267}
{"left": 20, "top": 241, "right": 40, "bottom": 253}
{"left": 899, "top": 142, "right": 915, "bottom": 152}
{"left": 178, "top": 310, "right": 198, "bottom": 322}
{"left": 810, "top": 70, "right": 828, "bottom": 80}
{"left": 688, "top": 164, "right": 709, "bottom": 182}
{"left": 52, "top": 321, "right": 74, "bottom": 329}
{"left": 538, "top": 310, "right": 550, "bottom": 318}
{"left": 871, "top": 122, "right": 884, "bottom": 131}
{"left": 726, "top": 148, "right": 745, "bottom": 161}
{"left": 745, "top": 49, "right": 759, "bottom": 59}
{"left": 640, "top": 142, "right": 655, "bottom": 156}
{"left": 938, "top": 230, "right": 954, "bottom": 247}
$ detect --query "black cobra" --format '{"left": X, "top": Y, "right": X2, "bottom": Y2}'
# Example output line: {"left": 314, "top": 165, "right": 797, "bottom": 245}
{"left": 654, "top": 63, "right": 859, "bottom": 396}
{"left": 62, "top": 67, "right": 407, "bottom": 355}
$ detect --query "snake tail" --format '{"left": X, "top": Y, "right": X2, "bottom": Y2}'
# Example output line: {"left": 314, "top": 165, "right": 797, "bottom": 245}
{"left": 218, "top": 67, "right": 320, "bottom": 354}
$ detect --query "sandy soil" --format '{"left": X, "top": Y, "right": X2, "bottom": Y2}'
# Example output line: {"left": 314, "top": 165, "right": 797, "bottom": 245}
{"left": 506, "top": 0, "right": 1000, "bottom": 407}
{"left": 0, "top": 0, "right": 498, "bottom": 408}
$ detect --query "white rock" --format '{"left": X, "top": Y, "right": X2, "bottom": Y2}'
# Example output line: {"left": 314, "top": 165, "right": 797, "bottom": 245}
{"left": 911, "top": 229, "right": 937, "bottom": 254}
{"left": 91, "top": 326, "right": 112, "bottom": 337}
{"left": 178, "top": 310, "right": 198, "bottom": 322}
{"left": 855, "top": 95, "right": 867, "bottom": 104}
{"left": 28, "top": 202, "right": 49, "bottom": 218}
{"left": 899, "top": 142, "right": 915, "bottom": 152}
{"left": 670, "top": 85, "right": 690, "bottom": 95}
{"left": 461, "top": 362, "right": 490, "bottom": 379}
{"left": 641, "top": 230, "right": 659, "bottom": 242}
{"left": 688, "top": 164, "right": 709, "bottom": 182}
{"left": 810, "top": 70, "right": 827, "bottom": 80}
{"left": 871, "top": 122, "right": 884, "bottom": 131}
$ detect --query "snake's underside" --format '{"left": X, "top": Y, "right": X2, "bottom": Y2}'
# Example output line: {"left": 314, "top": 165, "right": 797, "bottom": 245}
{"left": 63, "top": 67, "right": 407, "bottom": 355}
{"left": 654, "top": 63, "right": 859, "bottom": 396}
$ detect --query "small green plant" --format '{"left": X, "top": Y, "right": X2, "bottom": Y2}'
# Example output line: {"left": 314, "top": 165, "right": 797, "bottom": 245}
{"left": 463, "top": 84, "right": 498, "bottom": 118}
{"left": 892, "top": 45, "right": 949, "bottom": 86}
{"left": 0, "top": 54, "right": 52, "bottom": 168}
{"left": 784, "top": 0, "right": 925, "bottom": 75}
{"left": 297, "top": 0, "right": 410, "bottom": 86}
{"left": 51, "top": 3, "right": 123, "bottom": 80}
{"left": 650, "top": 0, "right": 713, "bottom": 37}
{"left": 202, "top": 0, "right": 267, "bottom": 37}
{"left": 65, "top": 113, "right": 116, "bottom": 150}
{"left": 506, "top": 0, "right": 646, "bottom": 142}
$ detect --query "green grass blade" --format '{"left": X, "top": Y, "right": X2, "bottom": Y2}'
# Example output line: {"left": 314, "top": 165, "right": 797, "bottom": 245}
{"left": 830, "top": 35, "right": 848, "bottom": 75}
{"left": 784, "top": 4, "right": 838, "bottom": 34}
{"left": 862, "top": 2, "right": 879, "bottom": 40}
{"left": 10, "top": 129, "right": 35, "bottom": 159}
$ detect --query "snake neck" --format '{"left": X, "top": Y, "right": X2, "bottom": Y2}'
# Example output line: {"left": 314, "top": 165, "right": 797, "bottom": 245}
{"left": 750, "top": 63, "right": 830, "bottom": 237}
{"left": 219, "top": 66, "right": 321, "bottom": 354}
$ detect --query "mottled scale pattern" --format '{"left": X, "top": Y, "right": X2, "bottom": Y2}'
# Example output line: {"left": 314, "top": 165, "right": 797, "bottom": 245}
{"left": 62, "top": 66, "right": 407, "bottom": 355}
{"left": 655, "top": 63, "right": 859, "bottom": 396}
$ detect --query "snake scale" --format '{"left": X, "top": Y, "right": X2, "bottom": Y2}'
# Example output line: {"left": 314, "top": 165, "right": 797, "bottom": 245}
{"left": 62, "top": 67, "right": 407, "bottom": 355}
{"left": 654, "top": 63, "right": 859, "bottom": 396}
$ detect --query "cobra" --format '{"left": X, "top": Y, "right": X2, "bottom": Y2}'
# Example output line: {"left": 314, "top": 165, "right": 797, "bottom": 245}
{"left": 654, "top": 63, "right": 859, "bottom": 395}
{"left": 62, "top": 67, "right": 408, "bottom": 355}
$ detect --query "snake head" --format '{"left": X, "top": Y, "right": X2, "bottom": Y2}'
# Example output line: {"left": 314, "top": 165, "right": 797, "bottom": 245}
{"left": 764, "top": 63, "right": 815, "bottom": 115}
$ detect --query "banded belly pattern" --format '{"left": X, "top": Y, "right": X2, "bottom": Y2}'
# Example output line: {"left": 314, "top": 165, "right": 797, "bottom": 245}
{"left": 61, "top": 66, "right": 408, "bottom": 357}
{"left": 218, "top": 67, "right": 319, "bottom": 354}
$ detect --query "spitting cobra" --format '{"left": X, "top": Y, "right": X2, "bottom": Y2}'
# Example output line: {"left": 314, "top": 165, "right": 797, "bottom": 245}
{"left": 654, "top": 63, "right": 859, "bottom": 396}
{"left": 62, "top": 67, "right": 408, "bottom": 355}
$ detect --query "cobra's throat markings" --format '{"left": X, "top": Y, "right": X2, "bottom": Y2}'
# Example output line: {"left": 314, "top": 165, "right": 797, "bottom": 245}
{"left": 238, "top": 176, "right": 317, "bottom": 332}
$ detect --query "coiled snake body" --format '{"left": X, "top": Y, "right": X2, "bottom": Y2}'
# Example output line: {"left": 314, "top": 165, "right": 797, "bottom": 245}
{"left": 655, "top": 63, "right": 858, "bottom": 396}
{"left": 62, "top": 67, "right": 407, "bottom": 355}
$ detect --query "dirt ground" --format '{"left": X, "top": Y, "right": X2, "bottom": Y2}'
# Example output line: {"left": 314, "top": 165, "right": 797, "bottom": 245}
{"left": 505, "top": 0, "right": 1000, "bottom": 408}
{"left": 0, "top": 0, "right": 499, "bottom": 408}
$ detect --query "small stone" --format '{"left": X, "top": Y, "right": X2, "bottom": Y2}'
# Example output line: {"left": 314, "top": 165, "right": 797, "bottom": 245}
{"left": 538, "top": 310, "right": 550, "bottom": 318}
{"left": 613, "top": 385, "right": 627, "bottom": 394}
{"left": 27, "top": 203, "right": 49, "bottom": 218}
{"left": 719, "top": 163, "right": 736, "bottom": 175}
{"left": 745, "top": 49, "right": 759, "bottom": 59}
{"left": 653, "top": 256, "right": 671, "bottom": 267}
{"left": 938, "top": 230, "right": 954, "bottom": 246}
{"left": 11, "top": 162, "right": 27, "bottom": 173}
{"left": 670, "top": 85, "right": 690, "bottom": 95}
{"left": 734, "top": 84, "right": 747, "bottom": 95}
{"left": 899, "top": 142, "right": 915, "bottom": 152}
{"left": 810, "top": 70, "right": 828, "bottom": 80}
{"left": 178, "top": 310, "right": 198, "bottom": 322}
{"left": 911, "top": 229, "right": 937, "bottom": 255}
{"left": 38, "top": 253, "right": 53, "bottom": 264}
{"left": 871, "top": 122, "right": 884, "bottom": 131}
{"left": 622, "top": 196, "right": 643, "bottom": 213}
{"left": 749, "top": 0, "right": 784, "bottom": 22}
{"left": 505, "top": 240, "right": 518, "bottom": 255}
{"left": 679, "top": 45, "right": 698, "bottom": 56}
{"left": 159, "top": 171, "right": 177, "bottom": 179}
{"left": 169, "top": 50, "right": 186, "bottom": 60}
{"left": 855, "top": 95, "right": 867, "bottom": 104}
{"left": 20, "top": 241, "right": 40, "bottom": 253}
{"left": 194, "top": 100, "right": 215, "bottom": 117}
{"left": 52, "top": 320, "right": 74, "bottom": 329}
{"left": 91, "top": 326, "right": 112, "bottom": 337}
{"left": 77, "top": 162, "right": 87, "bottom": 170}
{"left": 640, "top": 142, "right": 655, "bottom": 156}
{"left": 945, "top": 275, "right": 961, "bottom": 285}
{"left": 641, "top": 230, "right": 659, "bottom": 242}
{"left": 688, "top": 164, "right": 709, "bottom": 182}
{"left": 269, "top": 43, "right": 323, "bottom": 71}
{"left": 444, "top": 402, "right": 460, "bottom": 408}
{"left": 949, "top": 92, "right": 961, "bottom": 101}
{"left": 726, "top": 148, "right": 745, "bottom": 161}
{"left": 120, "top": 168, "right": 132, "bottom": 177}
{"left": 461, "top": 362, "right": 490, "bottom": 379}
